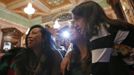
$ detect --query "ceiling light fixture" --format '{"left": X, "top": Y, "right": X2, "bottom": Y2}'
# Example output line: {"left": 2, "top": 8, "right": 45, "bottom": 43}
{"left": 53, "top": 19, "right": 61, "bottom": 29}
{"left": 24, "top": 2, "right": 35, "bottom": 15}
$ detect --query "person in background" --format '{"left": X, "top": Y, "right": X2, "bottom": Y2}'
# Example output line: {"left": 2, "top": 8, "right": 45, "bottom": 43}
{"left": 45, "top": 24, "right": 65, "bottom": 57}
{"left": 15, "top": 25, "right": 62, "bottom": 75}
{"left": 0, "top": 47, "right": 23, "bottom": 75}
{"left": 61, "top": 1, "right": 134, "bottom": 75}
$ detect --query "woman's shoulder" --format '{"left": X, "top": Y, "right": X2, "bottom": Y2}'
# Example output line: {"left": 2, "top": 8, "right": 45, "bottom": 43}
{"left": 14, "top": 47, "right": 34, "bottom": 61}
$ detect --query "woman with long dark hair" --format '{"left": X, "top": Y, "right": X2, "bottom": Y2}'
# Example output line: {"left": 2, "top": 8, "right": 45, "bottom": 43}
{"left": 71, "top": 1, "right": 134, "bottom": 75}
{"left": 61, "top": 1, "right": 134, "bottom": 75}
{"left": 15, "top": 25, "right": 62, "bottom": 75}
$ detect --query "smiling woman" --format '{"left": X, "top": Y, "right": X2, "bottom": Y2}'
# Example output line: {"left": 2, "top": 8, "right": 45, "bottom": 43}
{"left": 0, "top": 25, "right": 63, "bottom": 75}
{"left": 27, "top": 27, "right": 42, "bottom": 49}
{"left": 14, "top": 25, "right": 62, "bottom": 75}
{"left": 61, "top": 1, "right": 134, "bottom": 75}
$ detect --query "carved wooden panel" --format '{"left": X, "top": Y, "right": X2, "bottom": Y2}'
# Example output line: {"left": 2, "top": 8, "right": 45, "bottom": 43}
{"left": 1, "top": 28, "right": 23, "bottom": 51}
{"left": 120, "top": 0, "right": 134, "bottom": 24}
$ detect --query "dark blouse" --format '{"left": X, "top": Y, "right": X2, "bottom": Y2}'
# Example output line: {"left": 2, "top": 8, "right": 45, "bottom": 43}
{"left": 14, "top": 47, "right": 62, "bottom": 75}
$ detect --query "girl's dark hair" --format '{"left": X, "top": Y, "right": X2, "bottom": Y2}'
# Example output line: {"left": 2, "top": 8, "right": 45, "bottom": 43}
{"left": 26, "top": 25, "right": 56, "bottom": 74}
{"left": 72, "top": 1, "right": 134, "bottom": 38}
{"left": 26, "top": 25, "right": 56, "bottom": 50}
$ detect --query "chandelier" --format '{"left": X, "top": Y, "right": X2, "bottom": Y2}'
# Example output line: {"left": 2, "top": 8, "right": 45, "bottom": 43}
{"left": 24, "top": 2, "right": 35, "bottom": 15}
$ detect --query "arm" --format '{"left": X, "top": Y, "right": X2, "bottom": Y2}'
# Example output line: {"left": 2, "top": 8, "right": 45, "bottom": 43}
{"left": 60, "top": 51, "right": 72, "bottom": 75}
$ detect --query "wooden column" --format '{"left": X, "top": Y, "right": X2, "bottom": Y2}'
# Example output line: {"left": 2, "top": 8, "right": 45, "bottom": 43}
{"left": 107, "top": 0, "right": 127, "bottom": 21}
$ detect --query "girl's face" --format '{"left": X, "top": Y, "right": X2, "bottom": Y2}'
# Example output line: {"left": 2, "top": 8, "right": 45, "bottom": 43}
{"left": 72, "top": 16, "right": 86, "bottom": 36}
{"left": 27, "top": 28, "right": 42, "bottom": 48}
{"left": 70, "top": 27, "right": 79, "bottom": 41}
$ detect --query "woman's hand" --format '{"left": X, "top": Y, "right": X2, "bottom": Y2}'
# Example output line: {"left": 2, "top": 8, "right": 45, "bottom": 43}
{"left": 113, "top": 44, "right": 132, "bottom": 56}
{"left": 60, "top": 52, "right": 71, "bottom": 75}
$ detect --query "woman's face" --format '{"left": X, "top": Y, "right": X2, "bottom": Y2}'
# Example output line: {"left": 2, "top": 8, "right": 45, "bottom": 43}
{"left": 73, "top": 16, "right": 86, "bottom": 35}
{"left": 27, "top": 28, "right": 42, "bottom": 48}
{"left": 70, "top": 26, "right": 80, "bottom": 41}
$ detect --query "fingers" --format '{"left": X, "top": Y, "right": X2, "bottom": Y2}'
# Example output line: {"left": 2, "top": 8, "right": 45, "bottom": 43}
{"left": 113, "top": 44, "right": 132, "bottom": 55}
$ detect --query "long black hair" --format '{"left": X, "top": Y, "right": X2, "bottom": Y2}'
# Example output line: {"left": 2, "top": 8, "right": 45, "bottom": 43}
{"left": 26, "top": 25, "right": 57, "bottom": 74}
{"left": 72, "top": 1, "right": 134, "bottom": 39}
